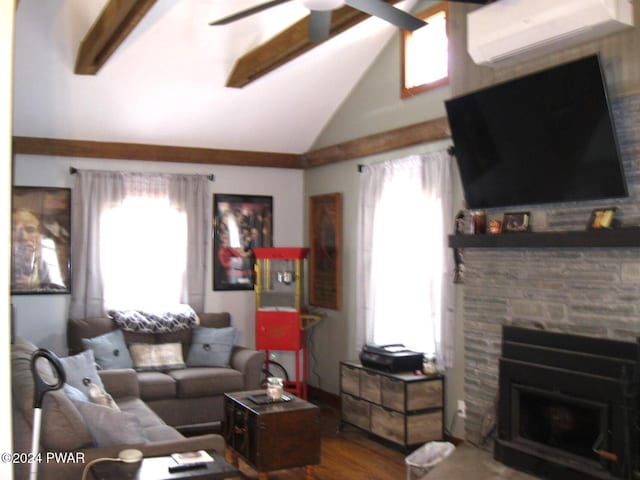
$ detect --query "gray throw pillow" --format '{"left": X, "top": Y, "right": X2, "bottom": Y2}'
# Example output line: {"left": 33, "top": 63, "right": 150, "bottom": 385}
{"left": 73, "top": 400, "right": 146, "bottom": 447}
{"left": 82, "top": 329, "right": 134, "bottom": 369}
{"left": 59, "top": 349, "right": 106, "bottom": 397}
{"left": 187, "top": 326, "right": 237, "bottom": 367}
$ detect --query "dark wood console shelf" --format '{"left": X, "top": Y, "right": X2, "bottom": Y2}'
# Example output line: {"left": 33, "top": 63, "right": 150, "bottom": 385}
{"left": 448, "top": 227, "right": 640, "bottom": 249}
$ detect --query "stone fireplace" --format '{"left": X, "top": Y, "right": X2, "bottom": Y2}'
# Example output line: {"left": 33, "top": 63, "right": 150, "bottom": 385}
{"left": 457, "top": 93, "right": 640, "bottom": 474}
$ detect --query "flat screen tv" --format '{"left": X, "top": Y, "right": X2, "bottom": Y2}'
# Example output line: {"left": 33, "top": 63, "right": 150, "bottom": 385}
{"left": 445, "top": 54, "right": 627, "bottom": 209}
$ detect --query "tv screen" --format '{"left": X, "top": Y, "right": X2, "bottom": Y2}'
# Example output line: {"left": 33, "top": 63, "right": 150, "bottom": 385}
{"left": 445, "top": 54, "right": 627, "bottom": 209}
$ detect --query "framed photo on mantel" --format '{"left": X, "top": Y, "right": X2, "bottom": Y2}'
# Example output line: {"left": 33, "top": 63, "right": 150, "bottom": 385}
{"left": 309, "top": 193, "right": 342, "bottom": 310}
{"left": 501, "top": 211, "right": 530, "bottom": 234}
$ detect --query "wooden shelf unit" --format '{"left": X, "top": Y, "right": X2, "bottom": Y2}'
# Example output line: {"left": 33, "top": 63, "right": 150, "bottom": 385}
{"left": 339, "top": 361, "right": 444, "bottom": 450}
{"left": 448, "top": 227, "right": 640, "bottom": 249}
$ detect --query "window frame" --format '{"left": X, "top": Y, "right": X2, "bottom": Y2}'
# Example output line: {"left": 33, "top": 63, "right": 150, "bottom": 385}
{"left": 400, "top": 2, "right": 450, "bottom": 99}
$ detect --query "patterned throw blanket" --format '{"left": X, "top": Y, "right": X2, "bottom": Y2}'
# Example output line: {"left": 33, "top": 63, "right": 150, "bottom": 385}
{"left": 108, "top": 305, "right": 199, "bottom": 333}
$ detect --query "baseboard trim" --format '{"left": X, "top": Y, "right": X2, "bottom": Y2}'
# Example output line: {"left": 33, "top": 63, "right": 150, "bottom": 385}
{"left": 307, "top": 385, "right": 340, "bottom": 410}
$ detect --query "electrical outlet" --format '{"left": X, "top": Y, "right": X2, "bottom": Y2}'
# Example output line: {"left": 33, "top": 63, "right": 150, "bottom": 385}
{"left": 457, "top": 400, "right": 467, "bottom": 419}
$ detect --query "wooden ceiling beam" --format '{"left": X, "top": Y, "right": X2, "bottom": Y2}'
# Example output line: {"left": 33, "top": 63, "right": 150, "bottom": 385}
{"left": 75, "top": 0, "right": 157, "bottom": 75}
{"left": 226, "top": 0, "right": 406, "bottom": 88}
{"left": 12, "top": 137, "right": 302, "bottom": 169}
{"left": 302, "top": 116, "right": 451, "bottom": 167}
{"left": 12, "top": 117, "right": 450, "bottom": 169}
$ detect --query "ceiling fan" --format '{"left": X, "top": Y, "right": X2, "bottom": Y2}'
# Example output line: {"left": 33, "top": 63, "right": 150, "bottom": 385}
{"left": 211, "top": 0, "right": 493, "bottom": 87}
{"left": 210, "top": 0, "right": 428, "bottom": 42}
{"left": 210, "top": 0, "right": 493, "bottom": 42}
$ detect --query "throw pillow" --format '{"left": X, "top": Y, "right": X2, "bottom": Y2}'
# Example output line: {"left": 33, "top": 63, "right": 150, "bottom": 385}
{"left": 186, "top": 326, "right": 237, "bottom": 368}
{"left": 63, "top": 384, "right": 88, "bottom": 403}
{"left": 73, "top": 400, "right": 146, "bottom": 447}
{"left": 129, "top": 342, "right": 186, "bottom": 371}
{"left": 81, "top": 329, "right": 134, "bottom": 369}
{"left": 83, "top": 378, "right": 120, "bottom": 411}
{"left": 59, "top": 349, "right": 106, "bottom": 397}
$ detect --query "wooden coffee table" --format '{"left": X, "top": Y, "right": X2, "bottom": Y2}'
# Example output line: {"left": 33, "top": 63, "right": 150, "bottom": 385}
{"left": 223, "top": 390, "right": 321, "bottom": 480}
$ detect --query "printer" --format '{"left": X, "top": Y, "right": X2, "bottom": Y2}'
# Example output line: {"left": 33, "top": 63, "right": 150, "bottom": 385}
{"left": 359, "top": 344, "right": 423, "bottom": 373}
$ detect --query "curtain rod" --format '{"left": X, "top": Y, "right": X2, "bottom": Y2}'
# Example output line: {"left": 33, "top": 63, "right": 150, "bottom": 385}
{"left": 357, "top": 145, "right": 456, "bottom": 173}
{"left": 69, "top": 167, "right": 215, "bottom": 181}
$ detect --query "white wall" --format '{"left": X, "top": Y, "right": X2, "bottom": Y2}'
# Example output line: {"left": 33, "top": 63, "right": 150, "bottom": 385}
{"left": 12, "top": 154, "right": 304, "bottom": 356}
{"left": 2, "top": 1, "right": 15, "bottom": 478}
{"left": 312, "top": 0, "right": 446, "bottom": 149}
{"left": 303, "top": 139, "right": 454, "bottom": 393}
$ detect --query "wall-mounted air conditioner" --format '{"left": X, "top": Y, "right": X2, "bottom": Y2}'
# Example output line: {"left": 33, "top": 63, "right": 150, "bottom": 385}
{"left": 468, "top": 0, "right": 634, "bottom": 67}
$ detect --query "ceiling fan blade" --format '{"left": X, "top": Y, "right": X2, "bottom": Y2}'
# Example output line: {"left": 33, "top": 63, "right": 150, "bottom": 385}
{"left": 345, "top": 0, "right": 426, "bottom": 31}
{"left": 308, "top": 10, "right": 332, "bottom": 42}
{"left": 209, "top": 0, "right": 292, "bottom": 26}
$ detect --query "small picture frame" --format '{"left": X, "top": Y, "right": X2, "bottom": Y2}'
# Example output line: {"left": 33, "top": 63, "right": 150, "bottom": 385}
{"left": 501, "top": 212, "right": 530, "bottom": 233}
{"left": 588, "top": 207, "right": 617, "bottom": 230}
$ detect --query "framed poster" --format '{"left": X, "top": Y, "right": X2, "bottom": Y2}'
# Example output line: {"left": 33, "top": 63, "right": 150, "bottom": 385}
{"left": 213, "top": 194, "right": 273, "bottom": 291}
{"left": 11, "top": 186, "right": 71, "bottom": 294}
{"left": 309, "top": 193, "right": 341, "bottom": 310}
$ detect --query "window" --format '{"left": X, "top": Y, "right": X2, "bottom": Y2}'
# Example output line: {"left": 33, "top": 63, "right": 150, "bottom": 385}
{"left": 369, "top": 166, "right": 442, "bottom": 354}
{"left": 401, "top": 2, "right": 449, "bottom": 98}
{"left": 100, "top": 194, "right": 187, "bottom": 310}
{"left": 69, "top": 171, "right": 208, "bottom": 320}
{"left": 357, "top": 151, "right": 454, "bottom": 366}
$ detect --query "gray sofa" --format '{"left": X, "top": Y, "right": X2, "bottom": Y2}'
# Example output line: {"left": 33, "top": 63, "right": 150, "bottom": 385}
{"left": 66, "top": 312, "right": 263, "bottom": 433}
{"left": 11, "top": 337, "right": 226, "bottom": 480}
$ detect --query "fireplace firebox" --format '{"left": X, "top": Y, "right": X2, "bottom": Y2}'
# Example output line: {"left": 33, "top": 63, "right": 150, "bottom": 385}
{"left": 495, "top": 326, "right": 640, "bottom": 480}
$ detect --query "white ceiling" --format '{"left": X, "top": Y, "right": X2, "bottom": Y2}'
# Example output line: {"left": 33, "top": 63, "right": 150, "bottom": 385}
{"left": 13, "top": 0, "right": 418, "bottom": 154}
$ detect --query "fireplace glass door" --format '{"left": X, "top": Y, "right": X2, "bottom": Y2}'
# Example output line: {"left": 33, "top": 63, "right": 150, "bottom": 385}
{"left": 514, "top": 385, "right": 608, "bottom": 462}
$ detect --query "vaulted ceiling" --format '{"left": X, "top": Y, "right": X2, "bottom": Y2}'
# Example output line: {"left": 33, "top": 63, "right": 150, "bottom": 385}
{"left": 13, "top": 0, "right": 429, "bottom": 154}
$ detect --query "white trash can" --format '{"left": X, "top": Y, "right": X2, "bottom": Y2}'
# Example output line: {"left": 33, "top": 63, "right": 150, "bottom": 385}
{"left": 405, "top": 441, "right": 455, "bottom": 480}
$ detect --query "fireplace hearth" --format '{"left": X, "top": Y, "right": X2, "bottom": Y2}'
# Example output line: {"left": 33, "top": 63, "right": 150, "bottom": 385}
{"left": 495, "top": 326, "right": 640, "bottom": 480}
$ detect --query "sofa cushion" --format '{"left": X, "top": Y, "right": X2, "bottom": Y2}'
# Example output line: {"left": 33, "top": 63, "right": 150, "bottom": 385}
{"left": 186, "top": 326, "right": 236, "bottom": 368}
{"left": 117, "top": 397, "right": 169, "bottom": 429}
{"left": 81, "top": 329, "right": 134, "bottom": 369}
{"left": 73, "top": 400, "right": 146, "bottom": 447}
{"left": 198, "top": 312, "right": 231, "bottom": 329}
{"left": 143, "top": 424, "right": 185, "bottom": 443}
{"left": 59, "top": 349, "right": 105, "bottom": 397}
{"left": 136, "top": 371, "right": 177, "bottom": 401}
{"left": 129, "top": 342, "right": 186, "bottom": 371}
{"left": 168, "top": 367, "right": 244, "bottom": 399}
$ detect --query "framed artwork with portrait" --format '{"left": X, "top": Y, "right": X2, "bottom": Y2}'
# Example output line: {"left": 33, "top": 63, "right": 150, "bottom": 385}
{"left": 309, "top": 193, "right": 342, "bottom": 310}
{"left": 212, "top": 194, "right": 273, "bottom": 291}
{"left": 11, "top": 186, "right": 71, "bottom": 294}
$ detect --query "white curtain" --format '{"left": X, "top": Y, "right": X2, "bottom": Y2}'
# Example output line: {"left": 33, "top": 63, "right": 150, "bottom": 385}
{"left": 356, "top": 150, "right": 455, "bottom": 368}
{"left": 69, "top": 170, "right": 209, "bottom": 319}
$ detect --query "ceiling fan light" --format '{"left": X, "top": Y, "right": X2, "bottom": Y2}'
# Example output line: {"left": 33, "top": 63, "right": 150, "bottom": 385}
{"left": 302, "top": 0, "right": 345, "bottom": 11}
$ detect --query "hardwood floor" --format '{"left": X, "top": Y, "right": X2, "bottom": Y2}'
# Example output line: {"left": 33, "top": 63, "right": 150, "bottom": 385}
{"left": 234, "top": 404, "right": 408, "bottom": 480}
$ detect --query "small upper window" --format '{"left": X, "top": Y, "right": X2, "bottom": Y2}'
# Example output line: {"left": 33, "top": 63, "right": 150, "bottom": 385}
{"left": 401, "top": 3, "right": 449, "bottom": 98}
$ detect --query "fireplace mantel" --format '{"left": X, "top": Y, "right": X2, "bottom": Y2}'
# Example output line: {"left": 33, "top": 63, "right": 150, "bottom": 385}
{"left": 448, "top": 227, "right": 640, "bottom": 249}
